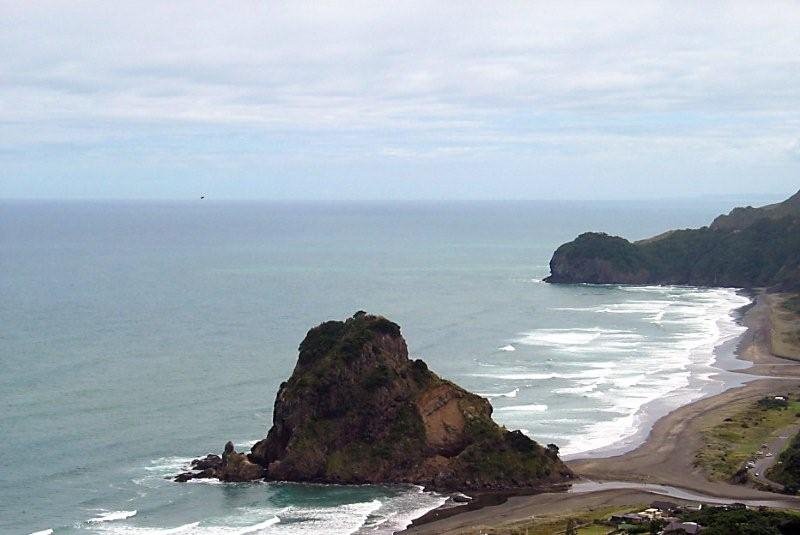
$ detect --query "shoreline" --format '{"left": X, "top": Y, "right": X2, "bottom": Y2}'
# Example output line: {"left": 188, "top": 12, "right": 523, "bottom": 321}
{"left": 403, "top": 290, "right": 800, "bottom": 534}
{"left": 562, "top": 287, "right": 754, "bottom": 461}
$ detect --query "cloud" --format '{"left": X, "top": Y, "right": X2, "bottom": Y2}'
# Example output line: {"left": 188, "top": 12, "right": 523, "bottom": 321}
{"left": 1, "top": 1, "right": 799, "bottom": 198}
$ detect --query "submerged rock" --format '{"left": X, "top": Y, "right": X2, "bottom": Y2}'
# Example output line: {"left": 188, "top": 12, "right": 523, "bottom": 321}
{"left": 177, "top": 312, "right": 572, "bottom": 491}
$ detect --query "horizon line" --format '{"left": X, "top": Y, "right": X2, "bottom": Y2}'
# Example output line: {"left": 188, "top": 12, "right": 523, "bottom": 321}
{"left": 0, "top": 192, "right": 791, "bottom": 204}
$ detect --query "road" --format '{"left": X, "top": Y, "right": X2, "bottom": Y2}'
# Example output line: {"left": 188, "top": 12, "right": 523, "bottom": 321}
{"left": 569, "top": 480, "right": 798, "bottom": 509}
{"left": 749, "top": 422, "right": 800, "bottom": 491}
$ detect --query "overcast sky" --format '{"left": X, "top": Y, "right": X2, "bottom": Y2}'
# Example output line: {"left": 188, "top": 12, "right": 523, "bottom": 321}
{"left": 1, "top": 1, "right": 799, "bottom": 200}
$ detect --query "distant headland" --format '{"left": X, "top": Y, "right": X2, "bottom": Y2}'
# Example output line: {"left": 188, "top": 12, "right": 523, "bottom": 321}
{"left": 545, "top": 190, "right": 800, "bottom": 290}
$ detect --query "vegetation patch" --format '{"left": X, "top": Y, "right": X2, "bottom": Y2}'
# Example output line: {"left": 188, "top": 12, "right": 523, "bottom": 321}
{"left": 490, "top": 504, "right": 643, "bottom": 535}
{"left": 767, "top": 431, "right": 800, "bottom": 493}
{"left": 681, "top": 506, "right": 800, "bottom": 535}
{"left": 784, "top": 295, "right": 800, "bottom": 315}
{"left": 465, "top": 504, "right": 800, "bottom": 535}
{"left": 773, "top": 293, "right": 800, "bottom": 360}
{"left": 561, "top": 232, "right": 649, "bottom": 273}
{"left": 695, "top": 395, "right": 800, "bottom": 481}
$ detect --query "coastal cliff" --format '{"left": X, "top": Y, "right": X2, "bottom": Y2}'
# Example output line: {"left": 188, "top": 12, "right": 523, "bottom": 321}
{"left": 545, "top": 190, "right": 800, "bottom": 289}
{"left": 177, "top": 312, "right": 572, "bottom": 491}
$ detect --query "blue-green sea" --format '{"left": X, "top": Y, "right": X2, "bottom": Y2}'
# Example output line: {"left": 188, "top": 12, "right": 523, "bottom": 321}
{"left": 0, "top": 199, "right": 758, "bottom": 534}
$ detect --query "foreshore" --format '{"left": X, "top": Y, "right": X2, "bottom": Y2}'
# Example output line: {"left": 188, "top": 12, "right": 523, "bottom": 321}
{"left": 403, "top": 291, "right": 800, "bottom": 534}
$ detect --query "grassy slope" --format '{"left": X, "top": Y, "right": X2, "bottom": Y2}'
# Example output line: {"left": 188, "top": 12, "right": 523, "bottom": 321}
{"left": 472, "top": 504, "right": 800, "bottom": 534}
{"left": 695, "top": 397, "right": 800, "bottom": 481}
{"left": 681, "top": 506, "right": 800, "bottom": 535}
{"left": 770, "top": 293, "right": 800, "bottom": 360}
{"left": 765, "top": 295, "right": 800, "bottom": 489}
{"left": 768, "top": 432, "right": 800, "bottom": 489}
{"left": 494, "top": 504, "right": 643, "bottom": 535}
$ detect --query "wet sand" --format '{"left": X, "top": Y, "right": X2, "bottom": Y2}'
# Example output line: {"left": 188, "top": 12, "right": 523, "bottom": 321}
{"left": 403, "top": 292, "right": 800, "bottom": 534}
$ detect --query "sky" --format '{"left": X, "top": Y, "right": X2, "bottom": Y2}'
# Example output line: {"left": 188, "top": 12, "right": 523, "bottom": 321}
{"left": 1, "top": 1, "right": 799, "bottom": 200}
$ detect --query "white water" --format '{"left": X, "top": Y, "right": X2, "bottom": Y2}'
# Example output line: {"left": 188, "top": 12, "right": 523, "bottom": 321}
{"left": 469, "top": 285, "right": 751, "bottom": 457}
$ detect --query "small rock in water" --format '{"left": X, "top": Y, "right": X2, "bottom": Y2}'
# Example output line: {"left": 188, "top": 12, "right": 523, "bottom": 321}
{"left": 191, "top": 454, "right": 222, "bottom": 471}
{"left": 174, "top": 446, "right": 263, "bottom": 482}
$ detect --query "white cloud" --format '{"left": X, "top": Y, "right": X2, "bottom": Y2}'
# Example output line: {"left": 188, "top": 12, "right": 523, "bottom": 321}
{"left": 1, "top": 1, "right": 799, "bottom": 198}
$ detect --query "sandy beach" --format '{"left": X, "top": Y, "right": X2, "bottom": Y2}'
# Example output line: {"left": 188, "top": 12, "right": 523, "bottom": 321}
{"left": 404, "top": 292, "right": 800, "bottom": 534}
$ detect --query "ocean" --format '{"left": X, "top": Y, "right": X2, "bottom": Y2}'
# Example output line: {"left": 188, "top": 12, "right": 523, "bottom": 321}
{"left": 0, "top": 199, "right": 755, "bottom": 534}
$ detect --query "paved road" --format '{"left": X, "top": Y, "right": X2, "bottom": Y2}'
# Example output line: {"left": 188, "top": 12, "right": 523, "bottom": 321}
{"left": 569, "top": 480, "right": 800, "bottom": 509}
{"left": 749, "top": 422, "right": 800, "bottom": 490}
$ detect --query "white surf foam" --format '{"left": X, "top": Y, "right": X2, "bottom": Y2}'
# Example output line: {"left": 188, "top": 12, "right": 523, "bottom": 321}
{"left": 236, "top": 439, "right": 260, "bottom": 449}
{"left": 561, "top": 288, "right": 749, "bottom": 455}
{"left": 355, "top": 488, "right": 447, "bottom": 534}
{"left": 89, "top": 521, "right": 201, "bottom": 534}
{"left": 515, "top": 328, "right": 645, "bottom": 356}
{"left": 517, "top": 328, "right": 604, "bottom": 346}
{"left": 185, "top": 477, "right": 227, "bottom": 485}
{"left": 476, "top": 387, "right": 519, "bottom": 398}
{"left": 143, "top": 457, "right": 194, "bottom": 473}
{"left": 496, "top": 404, "right": 547, "bottom": 412}
{"left": 553, "top": 384, "right": 598, "bottom": 394}
{"left": 88, "top": 511, "right": 138, "bottom": 523}
{"left": 498, "top": 344, "right": 516, "bottom": 352}
{"left": 235, "top": 517, "right": 281, "bottom": 533}
{"left": 88, "top": 517, "right": 282, "bottom": 535}
{"left": 486, "top": 286, "right": 750, "bottom": 457}
{"left": 266, "top": 498, "right": 382, "bottom": 535}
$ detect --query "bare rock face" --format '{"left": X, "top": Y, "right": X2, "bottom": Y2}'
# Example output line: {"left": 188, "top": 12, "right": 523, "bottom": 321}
{"left": 176, "top": 312, "right": 572, "bottom": 491}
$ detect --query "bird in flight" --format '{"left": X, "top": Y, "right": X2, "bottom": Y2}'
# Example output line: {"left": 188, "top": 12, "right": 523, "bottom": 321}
{"left": 200, "top": 193, "right": 206, "bottom": 199}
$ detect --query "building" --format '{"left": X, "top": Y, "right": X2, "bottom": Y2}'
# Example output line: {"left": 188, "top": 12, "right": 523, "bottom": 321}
{"left": 651, "top": 501, "right": 679, "bottom": 513}
{"left": 663, "top": 520, "right": 702, "bottom": 534}
{"left": 610, "top": 513, "right": 646, "bottom": 524}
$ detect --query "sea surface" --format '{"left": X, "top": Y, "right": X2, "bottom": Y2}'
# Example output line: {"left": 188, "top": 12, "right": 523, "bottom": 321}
{"left": 0, "top": 199, "right": 761, "bottom": 534}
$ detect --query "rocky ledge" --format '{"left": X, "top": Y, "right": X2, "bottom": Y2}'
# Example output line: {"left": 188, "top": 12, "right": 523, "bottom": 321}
{"left": 176, "top": 312, "right": 572, "bottom": 491}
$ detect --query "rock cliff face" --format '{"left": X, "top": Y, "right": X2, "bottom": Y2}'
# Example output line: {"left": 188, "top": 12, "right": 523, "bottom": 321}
{"left": 545, "top": 190, "right": 800, "bottom": 290}
{"left": 177, "top": 312, "right": 572, "bottom": 491}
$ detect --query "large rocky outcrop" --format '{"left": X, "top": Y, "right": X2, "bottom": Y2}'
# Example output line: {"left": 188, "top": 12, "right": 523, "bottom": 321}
{"left": 176, "top": 312, "right": 572, "bottom": 491}
{"left": 544, "top": 232, "right": 651, "bottom": 285}
{"left": 545, "top": 190, "right": 800, "bottom": 290}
